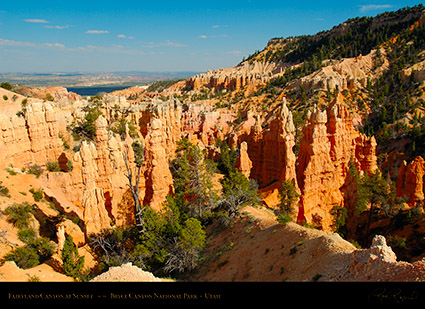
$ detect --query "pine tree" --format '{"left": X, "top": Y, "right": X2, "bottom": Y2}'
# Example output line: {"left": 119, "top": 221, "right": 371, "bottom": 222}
{"left": 61, "top": 235, "right": 85, "bottom": 280}
{"left": 163, "top": 217, "right": 206, "bottom": 273}
{"left": 219, "top": 171, "right": 260, "bottom": 226}
{"left": 277, "top": 180, "right": 300, "bottom": 224}
{"left": 171, "top": 140, "right": 218, "bottom": 220}
{"left": 356, "top": 170, "right": 389, "bottom": 245}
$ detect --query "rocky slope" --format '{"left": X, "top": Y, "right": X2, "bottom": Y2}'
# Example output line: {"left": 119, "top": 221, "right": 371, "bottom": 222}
{"left": 14, "top": 86, "right": 81, "bottom": 104}
{"left": 189, "top": 206, "right": 425, "bottom": 282}
{"left": 185, "top": 61, "right": 284, "bottom": 94}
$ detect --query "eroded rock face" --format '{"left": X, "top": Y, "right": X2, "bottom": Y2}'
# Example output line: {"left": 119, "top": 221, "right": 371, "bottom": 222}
{"left": 288, "top": 50, "right": 388, "bottom": 92}
{"left": 45, "top": 115, "right": 138, "bottom": 237}
{"left": 43, "top": 98, "right": 240, "bottom": 237}
{"left": 401, "top": 58, "right": 425, "bottom": 83}
{"left": 0, "top": 102, "right": 63, "bottom": 168}
{"left": 235, "top": 141, "right": 252, "bottom": 178}
{"left": 396, "top": 156, "right": 425, "bottom": 206}
{"left": 296, "top": 104, "right": 338, "bottom": 229}
{"left": 239, "top": 98, "right": 298, "bottom": 188}
{"left": 186, "top": 62, "right": 283, "bottom": 93}
{"left": 142, "top": 118, "right": 174, "bottom": 211}
{"left": 347, "top": 235, "right": 399, "bottom": 281}
{"left": 16, "top": 86, "right": 81, "bottom": 104}
{"left": 296, "top": 94, "right": 378, "bottom": 231}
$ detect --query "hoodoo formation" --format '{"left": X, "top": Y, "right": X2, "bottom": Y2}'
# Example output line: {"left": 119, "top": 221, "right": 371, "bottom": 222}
{"left": 1, "top": 5, "right": 425, "bottom": 284}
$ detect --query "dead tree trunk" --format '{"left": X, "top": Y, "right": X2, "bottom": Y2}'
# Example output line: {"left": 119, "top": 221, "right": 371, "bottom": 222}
{"left": 122, "top": 141, "right": 145, "bottom": 233}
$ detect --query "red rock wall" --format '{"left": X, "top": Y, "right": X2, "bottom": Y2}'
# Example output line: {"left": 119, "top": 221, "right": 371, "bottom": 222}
{"left": 296, "top": 94, "right": 378, "bottom": 231}
{"left": 396, "top": 156, "right": 425, "bottom": 206}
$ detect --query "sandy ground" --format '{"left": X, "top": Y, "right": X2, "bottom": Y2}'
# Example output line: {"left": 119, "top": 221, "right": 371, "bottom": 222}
{"left": 188, "top": 206, "right": 425, "bottom": 282}
{"left": 189, "top": 206, "right": 357, "bottom": 281}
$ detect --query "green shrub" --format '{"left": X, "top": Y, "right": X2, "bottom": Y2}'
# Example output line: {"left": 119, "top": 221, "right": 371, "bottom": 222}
{"left": 4, "top": 246, "right": 40, "bottom": 269}
{"left": 46, "top": 161, "right": 60, "bottom": 172}
{"left": 0, "top": 181, "right": 10, "bottom": 197}
{"left": 71, "top": 104, "right": 102, "bottom": 141}
{"left": 29, "top": 188, "right": 44, "bottom": 202}
{"left": 289, "top": 246, "right": 297, "bottom": 255}
{"left": 0, "top": 82, "right": 12, "bottom": 90}
{"left": 45, "top": 93, "right": 54, "bottom": 101}
{"left": 4, "top": 237, "right": 55, "bottom": 269}
{"left": 4, "top": 202, "right": 34, "bottom": 229}
{"left": 18, "top": 228, "right": 37, "bottom": 243}
{"left": 110, "top": 117, "right": 139, "bottom": 140}
{"left": 5, "top": 166, "right": 17, "bottom": 176}
{"left": 27, "top": 237, "right": 56, "bottom": 262}
{"left": 277, "top": 212, "right": 293, "bottom": 225}
{"left": 66, "top": 160, "right": 73, "bottom": 172}
{"left": 27, "top": 164, "right": 43, "bottom": 178}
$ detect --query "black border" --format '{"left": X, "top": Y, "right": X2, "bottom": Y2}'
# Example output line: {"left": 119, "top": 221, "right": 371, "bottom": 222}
{"left": 1, "top": 282, "right": 424, "bottom": 305}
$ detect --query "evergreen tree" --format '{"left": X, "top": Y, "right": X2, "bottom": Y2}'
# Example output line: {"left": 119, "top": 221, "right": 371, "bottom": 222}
{"left": 356, "top": 170, "right": 389, "bottom": 245}
{"left": 216, "top": 139, "right": 239, "bottom": 176}
{"left": 163, "top": 217, "right": 206, "bottom": 274}
{"left": 218, "top": 171, "right": 260, "bottom": 226}
{"left": 132, "top": 206, "right": 168, "bottom": 270}
{"left": 61, "top": 235, "right": 85, "bottom": 280}
{"left": 277, "top": 180, "right": 300, "bottom": 224}
{"left": 171, "top": 140, "right": 218, "bottom": 220}
{"left": 71, "top": 104, "right": 102, "bottom": 141}
{"left": 330, "top": 205, "right": 348, "bottom": 236}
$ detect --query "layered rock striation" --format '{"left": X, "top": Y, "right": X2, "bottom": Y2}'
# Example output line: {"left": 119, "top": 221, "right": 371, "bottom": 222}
{"left": 396, "top": 156, "right": 425, "bottom": 206}
{"left": 238, "top": 98, "right": 298, "bottom": 188}
{"left": 296, "top": 93, "right": 378, "bottom": 231}
{"left": 0, "top": 102, "right": 63, "bottom": 169}
{"left": 44, "top": 98, "right": 237, "bottom": 237}
{"left": 15, "top": 86, "right": 81, "bottom": 104}
{"left": 45, "top": 115, "right": 137, "bottom": 237}
{"left": 287, "top": 50, "right": 388, "bottom": 92}
{"left": 186, "top": 62, "right": 284, "bottom": 93}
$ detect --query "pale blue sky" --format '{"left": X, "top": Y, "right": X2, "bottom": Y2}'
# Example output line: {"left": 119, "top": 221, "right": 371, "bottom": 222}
{"left": 0, "top": 1, "right": 422, "bottom": 72}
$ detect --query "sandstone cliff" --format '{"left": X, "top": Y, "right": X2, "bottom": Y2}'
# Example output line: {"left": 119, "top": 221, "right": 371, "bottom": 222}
{"left": 44, "top": 115, "right": 138, "bottom": 238}
{"left": 15, "top": 86, "right": 81, "bottom": 104}
{"left": 0, "top": 101, "right": 63, "bottom": 169}
{"left": 287, "top": 49, "right": 389, "bottom": 92}
{"left": 296, "top": 93, "right": 378, "bottom": 231}
{"left": 396, "top": 156, "right": 425, "bottom": 206}
{"left": 237, "top": 98, "right": 297, "bottom": 188}
{"left": 43, "top": 98, "right": 237, "bottom": 236}
{"left": 186, "top": 62, "right": 285, "bottom": 93}
{"left": 235, "top": 141, "right": 252, "bottom": 178}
